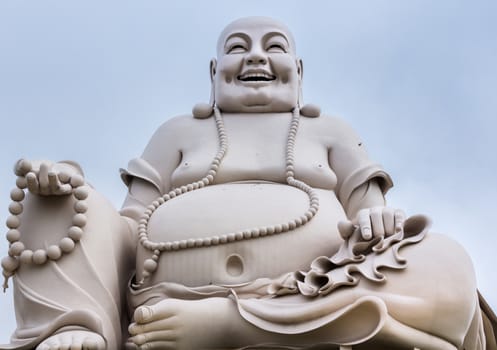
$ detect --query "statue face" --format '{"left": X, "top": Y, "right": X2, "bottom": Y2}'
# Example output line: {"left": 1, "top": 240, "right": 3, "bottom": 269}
{"left": 212, "top": 17, "right": 302, "bottom": 113}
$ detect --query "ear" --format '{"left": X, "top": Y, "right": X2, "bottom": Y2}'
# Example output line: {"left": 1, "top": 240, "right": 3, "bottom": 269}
{"left": 210, "top": 58, "right": 217, "bottom": 82}
{"left": 297, "top": 58, "right": 304, "bottom": 107}
{"left": 209, "top": 58, "right": 217, "bottom": 106}
{"left": 297, "top": 58, "right": 303, "bottom": 82}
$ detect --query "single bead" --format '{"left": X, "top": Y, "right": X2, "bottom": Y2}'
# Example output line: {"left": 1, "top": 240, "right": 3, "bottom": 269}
{"left": 187, "top": 239, "right": 195, "bottom": 248}
{"left": 180, "top": 240, "right": 188, "bottom": 249}
{"left": 68, "top": 226, "right": 83, "bottom": 241}
{"left": 206, "top": 175, "right": 214, "bottom": 182}
{"left": 288, "top": 221, "right": 297, "bottom": 230}
{"left": 251, "top": 229, "right": 260, "bottom": 238}
{"left": 10, "top": 188, "right": 25, "bottom": 202}
{"left": 305, "top": 212, "right": 313, "bottom": 220}
{"left": 235, "top": 232, "right": 244, "bottom": 240}
{"left": 14, "top": 159, "right": 32, "bottom": 176}
{"left": 282, "top": 223, "right": 289, "bottom": 231}
{"left": 227, "top": 233, "right": 236, "bottom": 242}
{"left": 2, "top": 256, "right": 19, "bottom": 272}
{"left": 72, "top": 213, "right": 87, "bottom": 227}
{"left": 163, "top": 195, "right": 171, "bottom": 201}
{"left": 58, "top": 171, "right": 71, "bottom": 183}
{"left": 143, "top": 259, "right": 158, "bottom": 273}
{"left": 259, "top": 227, "right": 267, "bottom": 236}
{"left": 6, "top": 229, "right": 21, "bottom": 243}
{"left": 194, "top": 238, "right": 203, "bottom": 247}
{"left": 73, "top": 187, "right": 89, "bottom": 200}
{"left": 20, "top": 250, "right": 33, "bottom": 264}
{"left": 186, "top": 184, "right": 194, "bottom": 191}
{"left": 74, "top": 200, "right": 88, "bottom": 213}
{"left": 16, "top": 176, "right": 28, "bottom": 189}
{"left": 243, "top": 230, "right": 251, "bottom": 239}
{"left": 266, "top": 226, "right": 275, "bottom": 235}
{"left": 207, "top": 170, "right": 216, "bottom": 177}
{"left": 59, "top": 237, "right": 76, "bottom": 253}
{"left": 70, "top": 174, "right": 85, "bottom": 187}
{"left": 32, "top": 250, "right": 48, "bottom": 265}
{"left": 9, "top": 242, "right": 25, "bottom": 257}
{"left": 6, "top": 215, "right": 20, "bottom": 229}
{"left": 157, "top": 197, "right": 165, "bottom": 205}
{"left": 274, "top": 224, "right": 283, "bottom": 233}
{"left": 219, "top": 236, "right": 228, "bottom": 244}
{"left": 202, "top": 238, "right": 211, "bottom": 246}
{"left": 211, "top": 236, "right": 220, "bottom": 245}
{"left": 180, "top": 186, "right": 188, "bottom": 193}
{"left": 151, "top": 200, "right": 160, "bottom": 208}
{"left": 47, "top": 245, "right": 62, "bottom": 260}
{"left": 171, "top": 242, "right": 179, "bottom": 250}
{"left": 174, "top": 188, "right": 182, "bottom": 196}
{"left": 164, "top": 242, "right": 172, "bottom": 251}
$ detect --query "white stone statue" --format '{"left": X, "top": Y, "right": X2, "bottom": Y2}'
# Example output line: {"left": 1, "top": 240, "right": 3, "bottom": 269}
{"left": 1, "top": 16, "right": 496, "bottom": 350}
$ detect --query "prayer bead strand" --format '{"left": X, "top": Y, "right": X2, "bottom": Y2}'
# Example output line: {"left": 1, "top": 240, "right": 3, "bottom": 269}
{"left": 2, "top": 163, "right": 89, "bottom": 292}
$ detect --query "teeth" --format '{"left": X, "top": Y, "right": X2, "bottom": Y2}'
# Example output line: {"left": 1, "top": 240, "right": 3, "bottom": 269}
{"left": 238, "top": 72, "right": 276, "bottom": 81}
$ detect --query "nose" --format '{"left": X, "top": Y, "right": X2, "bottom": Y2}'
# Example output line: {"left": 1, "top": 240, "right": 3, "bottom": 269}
{"left": 245, "top": 48, "right": 267, "bottom": 65}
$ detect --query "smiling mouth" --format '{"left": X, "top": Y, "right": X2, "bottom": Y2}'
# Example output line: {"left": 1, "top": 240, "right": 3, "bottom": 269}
{"left": 237, "top": 72, "right": 276, "bottom": 82}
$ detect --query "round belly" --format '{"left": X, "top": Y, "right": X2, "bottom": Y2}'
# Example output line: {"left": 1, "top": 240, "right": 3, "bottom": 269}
{"left": 137, "top": 182, "right": 347, "bottom": 287}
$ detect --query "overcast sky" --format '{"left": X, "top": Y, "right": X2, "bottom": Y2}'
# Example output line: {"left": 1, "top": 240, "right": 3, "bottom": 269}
{"left": 1, "top": 0, "right": 496, "bottom": 342}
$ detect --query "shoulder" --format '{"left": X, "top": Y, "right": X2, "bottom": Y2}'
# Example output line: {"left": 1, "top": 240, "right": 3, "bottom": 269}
{"left": 303, "top": 113, "right": 362, "bottom": 143}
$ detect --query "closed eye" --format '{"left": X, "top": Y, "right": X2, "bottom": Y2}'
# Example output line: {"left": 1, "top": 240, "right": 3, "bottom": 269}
{"left": 267, "top": 44, "right": 286, "bottom": 53}
{"left": 228, "top": 44, "right": 247, "bottom": 54}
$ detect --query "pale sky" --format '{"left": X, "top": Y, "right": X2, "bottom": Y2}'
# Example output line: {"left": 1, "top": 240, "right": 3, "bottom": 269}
{"left": 1, "top": 0, "right": 496, "bottom": 342}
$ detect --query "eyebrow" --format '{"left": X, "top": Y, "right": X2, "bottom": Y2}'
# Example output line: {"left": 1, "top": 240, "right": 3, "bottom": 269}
{"left": 224, "top": 33, "right": 250, "bottom": 47}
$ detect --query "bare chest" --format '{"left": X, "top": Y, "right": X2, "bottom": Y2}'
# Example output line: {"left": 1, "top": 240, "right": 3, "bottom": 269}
{"left": 171, "top": 115, "right": 337, "bottom": 189}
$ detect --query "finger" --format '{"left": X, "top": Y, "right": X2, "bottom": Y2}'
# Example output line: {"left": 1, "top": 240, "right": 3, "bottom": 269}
{"left": 394, "top": 209, "right": 406, "bottom": 233}
{"left": 38, "top": 163, "right": 50, "bottom": 195}
{"left": 130, "top": 329, "right": 178, "bottom": 345}
{"left": 26, "top": 172, "right": 39, "bottom": 194}
{"left": 138, "top": 341, "right": 176, "bottom": 350}
{"left": 48, "top": 172, "right": 60, "bottom": 194}
{"left": 369, "top": 207, "right": 384, "bottom": 238}
{"left": 129, "top": 316, "right": 180, "bottom": 336}
{"left": 337, "top": 220, "right": 355, "bottom": 240}
{"left": 382, "top": 207, "right": 395, "bottom": 236}
{"left": 134, "top": 304, "right": 176, "bottom": 324}
{"left": 357, "top": 209, "right": 372, "bottom": 240}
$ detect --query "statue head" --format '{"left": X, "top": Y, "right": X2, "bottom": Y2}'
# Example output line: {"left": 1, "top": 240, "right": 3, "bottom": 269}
{"left": 211, "top": 17, "right": 303, "bottom": 113}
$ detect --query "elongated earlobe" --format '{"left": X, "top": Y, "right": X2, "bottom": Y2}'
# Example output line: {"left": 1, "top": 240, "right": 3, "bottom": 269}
{"left": 192, "top": 59, "right": 217, "bottom": 119}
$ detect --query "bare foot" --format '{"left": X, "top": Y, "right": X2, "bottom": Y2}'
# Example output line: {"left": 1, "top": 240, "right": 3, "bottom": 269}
{"left": 36, "top": 330, "right": 105, "bottom": 350}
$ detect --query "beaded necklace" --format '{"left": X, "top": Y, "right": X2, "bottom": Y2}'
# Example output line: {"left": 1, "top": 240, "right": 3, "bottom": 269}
{"left": 134, "top": 106, "right": 320, "bottom": 287}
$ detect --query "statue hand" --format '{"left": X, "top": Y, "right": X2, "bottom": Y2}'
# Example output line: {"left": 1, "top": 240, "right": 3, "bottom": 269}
{"left": 14, "top": 159, "right": 85, "bottom": 196}
{"left": 338, "top": 206, "right": 405, "bottom": 241}
{"left": 128, "top": 298, "right": 231, "bottom": 350}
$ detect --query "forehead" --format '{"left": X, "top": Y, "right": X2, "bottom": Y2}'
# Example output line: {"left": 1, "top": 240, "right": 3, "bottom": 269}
{"left": 216, "top": 17, "right": 296, "bottom": 55}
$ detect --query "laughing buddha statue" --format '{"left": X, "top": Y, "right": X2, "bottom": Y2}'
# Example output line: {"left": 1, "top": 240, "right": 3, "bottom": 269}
{"left": 2, "top": 17, "right": 496, "bottom": 350}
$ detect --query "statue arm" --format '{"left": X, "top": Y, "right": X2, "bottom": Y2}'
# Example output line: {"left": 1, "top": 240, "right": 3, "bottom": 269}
{"left": 325, "top": 116, "right": 404, "bottom": 240}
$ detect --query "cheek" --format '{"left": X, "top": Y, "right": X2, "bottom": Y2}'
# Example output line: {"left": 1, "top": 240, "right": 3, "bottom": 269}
{"left": 217, "top": 57, "right": 242, "bottom": 83}
{"left": 270, "top": 57, "right": 298, "bottom": 83}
